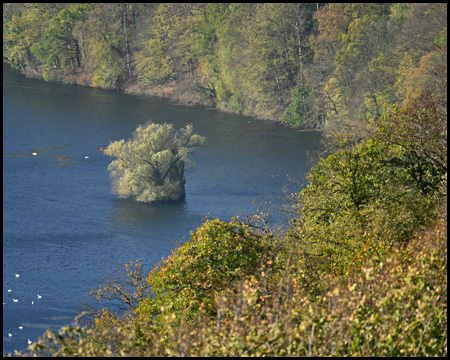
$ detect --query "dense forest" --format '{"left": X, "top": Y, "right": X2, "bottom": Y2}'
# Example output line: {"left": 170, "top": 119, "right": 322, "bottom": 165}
{"left": 3, "top": 3, "right": 447, "bottom": 357}
{"left": 3, "top": 3, "right": 447, "bottom": 131}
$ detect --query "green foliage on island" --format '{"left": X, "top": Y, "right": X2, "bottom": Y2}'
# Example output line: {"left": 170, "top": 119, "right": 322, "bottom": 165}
{"left": 103, "top": 122, "right": 205, "bottom": 203}
{"left": 3, "top": 3, "right": 447, "bottom": 133}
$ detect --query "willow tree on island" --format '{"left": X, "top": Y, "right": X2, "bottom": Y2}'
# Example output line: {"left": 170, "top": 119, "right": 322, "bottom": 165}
{"left": 103, "top": 122, "right": 206, "bottom": 203}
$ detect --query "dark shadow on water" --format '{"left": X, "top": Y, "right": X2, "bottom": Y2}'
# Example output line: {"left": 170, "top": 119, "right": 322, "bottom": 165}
{"left": 108, "top": 197, "right": 201, "bottom": 254}
{"left": 111, "top": 197, "right": 189, "bottom": 229}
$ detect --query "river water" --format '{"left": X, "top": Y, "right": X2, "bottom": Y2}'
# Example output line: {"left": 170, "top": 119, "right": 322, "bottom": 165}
{"left": 3, "top": 63, "right": 321, "bottom": 354}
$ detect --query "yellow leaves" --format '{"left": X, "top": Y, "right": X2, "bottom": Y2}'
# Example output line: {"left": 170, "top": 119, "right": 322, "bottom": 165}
{"left": 362, "top": 231, "right": 375, "bottom": 238}
{"left": 364, "top": 267, "right": 374, "bottom": 280}
{"left": 27, "top": 215, "right": 448, "bottom": 356}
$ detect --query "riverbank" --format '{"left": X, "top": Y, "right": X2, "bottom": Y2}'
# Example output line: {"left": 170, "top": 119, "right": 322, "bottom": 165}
{"left": 14, "top": 63, "right": 320, "bottom": 133}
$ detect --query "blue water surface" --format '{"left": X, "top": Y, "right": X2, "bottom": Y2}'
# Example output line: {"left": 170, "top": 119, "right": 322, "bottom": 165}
{"left": 3, "top": 64, "right": 321, "bottom": 354}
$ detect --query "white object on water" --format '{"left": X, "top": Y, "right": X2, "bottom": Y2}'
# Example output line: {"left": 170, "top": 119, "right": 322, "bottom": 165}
{"left": 37, "top": 295, "right": 42, "bottom": 299}
{"left": 85, "top": 156, "right": 89, "bottom": 159}
{"left": 31, "top": 301, "right": 34, "bottom": 305}
{"left": 15, "top": 273, "right": 20, "bottom": 277}
{"left": 9, "top": 333, "right": 12, "bottom": 337}
{"left": 8, "top": 289, "right": 12, "bottom": 292}
{"left": 19, "top": 326, "right": 23, "bottom": 330}
{"left": 13, "top": 299, "right": 19, "bottom": 303}
{"left": 32, "top": 153, "right": 37, "bottom": 156}
{"left": 28, "top": 339, "right": 32, "bottom": 345}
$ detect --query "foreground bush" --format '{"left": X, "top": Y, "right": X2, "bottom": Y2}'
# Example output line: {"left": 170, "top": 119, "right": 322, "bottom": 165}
{"left": 136, "top": 217, "right": 275, "bottom": 321}
{"left": 182, "top": 211, "right": 447, "bottom": 357}
{"left": 289, "top": 95, "right": 447, "bottom": 277}
{"left": 19, "top": 209, "right": 446, "bottom": 357}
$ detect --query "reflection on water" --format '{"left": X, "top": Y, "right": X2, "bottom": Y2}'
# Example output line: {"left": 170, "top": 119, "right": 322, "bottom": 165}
{"left": 112, "top": 198, "right": 188, "bottom": 228}
{"left": 3, "top": 147, "right": 87, "bottom": 167}
{"left": 55, "top": 155, "right": 73, "bottom": 162}
{"left": 48, "top": 162, "right": 80, "bottom": 167}
{"left": 4, "top": 146, "right": 71, "bottom": 157}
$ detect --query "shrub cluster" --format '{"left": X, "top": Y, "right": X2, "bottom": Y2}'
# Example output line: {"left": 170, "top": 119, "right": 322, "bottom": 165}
{"left": 21, "top": 209, "right": 446, "bottom": 357}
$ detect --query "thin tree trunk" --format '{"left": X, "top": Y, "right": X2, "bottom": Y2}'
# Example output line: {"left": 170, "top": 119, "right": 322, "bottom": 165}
{"left": 120, "top": 3, "right": 132, "bottom": 78}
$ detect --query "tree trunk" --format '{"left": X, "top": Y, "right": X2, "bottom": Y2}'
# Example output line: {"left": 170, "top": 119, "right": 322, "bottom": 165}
{"left": 120, "top": 3, "right": 132, "bottom": 78}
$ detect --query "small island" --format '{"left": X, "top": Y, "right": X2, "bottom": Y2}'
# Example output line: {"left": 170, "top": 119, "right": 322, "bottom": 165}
{"left": 103, "top": 122, "right": 206, "bottom": 203}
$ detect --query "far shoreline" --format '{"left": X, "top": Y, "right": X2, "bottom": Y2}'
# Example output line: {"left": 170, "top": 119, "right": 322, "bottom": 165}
{"left": 5, "top": 61, "right": 321, "bottom": 134}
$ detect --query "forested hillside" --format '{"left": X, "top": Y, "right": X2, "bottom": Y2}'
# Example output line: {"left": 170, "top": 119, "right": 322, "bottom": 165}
{"left": 3, "top": 3, "right": 447, "bottom": 357}
{"left": 3, "top": 3, "right": 446, "bottom": 133}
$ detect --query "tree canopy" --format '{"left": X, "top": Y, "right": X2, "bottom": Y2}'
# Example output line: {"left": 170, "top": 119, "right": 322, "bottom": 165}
{"left": 103, "top": 122, "right": 205, "bottom": 203}
{"left": 3, "top": 3, "right": 447, "bottom": 132}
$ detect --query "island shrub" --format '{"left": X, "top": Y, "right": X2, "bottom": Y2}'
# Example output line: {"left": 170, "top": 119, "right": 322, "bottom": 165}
{"left": 103, "top": 122, "right": 205, "bottom": 203}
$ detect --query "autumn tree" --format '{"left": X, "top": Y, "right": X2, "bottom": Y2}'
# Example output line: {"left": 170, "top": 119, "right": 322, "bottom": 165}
{"left": 75, "top": 3, "right": 146, "bottom": 89}
{"left": 3, "top": 4, "right": 44, "bottom": 71}
{"left": 103, "top": 122, "right": 205, "bottom": 203}
{"left": 135, "top": 3, "right": 191, "bottom": 86}
{"left": 238, "top": 3, "right": 304, "bottom": 119}
{"left": 290, "top": 91, "right": 447, "bottom": 277}
{"left": 2, "top": 3, "right": 446, "bottom": 128}
{"left": 30, "top": 4, "right": 90, "bottom": 81}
